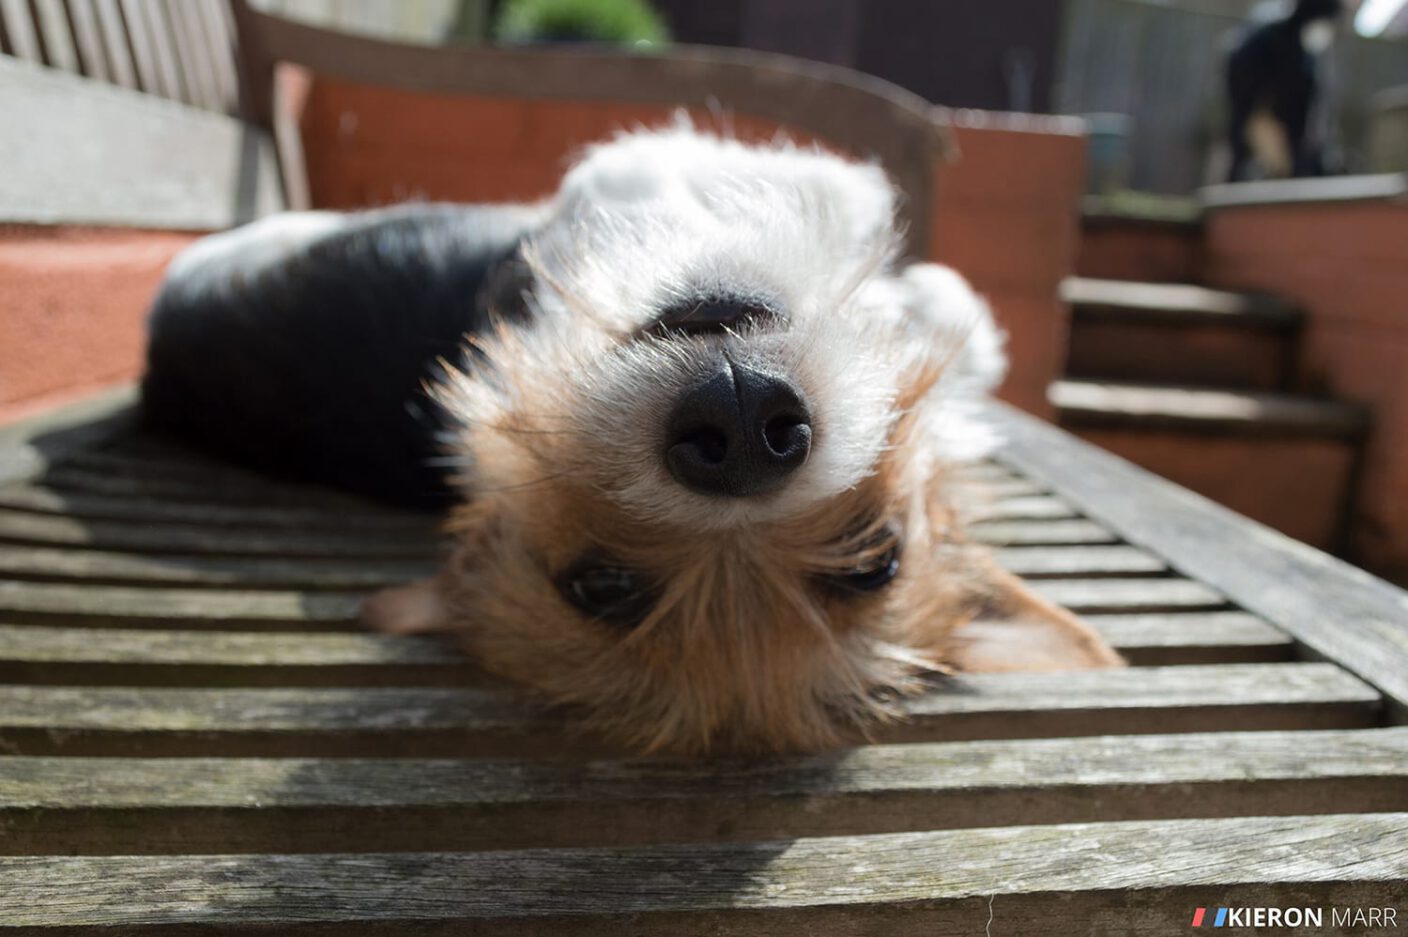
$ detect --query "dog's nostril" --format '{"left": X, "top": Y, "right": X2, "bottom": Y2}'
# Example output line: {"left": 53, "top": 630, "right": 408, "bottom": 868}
{"left": 676, "top": 427, "right": 728, "bottom": 465}
{"left": 664, "top": 361, "right": 811, "bottom": 498}
{"left": 763, "top": 414, "right": 810, "bottom": 461}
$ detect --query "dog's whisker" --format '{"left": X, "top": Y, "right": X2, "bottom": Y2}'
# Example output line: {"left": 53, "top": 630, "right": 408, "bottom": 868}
{"left": 471, "top": 470, "right": 580, "bottom": 495}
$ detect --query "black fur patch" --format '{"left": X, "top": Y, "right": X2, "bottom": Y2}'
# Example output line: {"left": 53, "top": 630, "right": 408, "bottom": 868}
{"left": 142, "top": 204, "right": 540, "bottom": 510}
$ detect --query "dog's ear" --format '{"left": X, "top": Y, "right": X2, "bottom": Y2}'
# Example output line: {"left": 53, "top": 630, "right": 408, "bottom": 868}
{"left": 361, "top": 576, "right": 449, "bottom": 635}
{"left": 945, "top": 566, "right": 1125, "bottom": 671}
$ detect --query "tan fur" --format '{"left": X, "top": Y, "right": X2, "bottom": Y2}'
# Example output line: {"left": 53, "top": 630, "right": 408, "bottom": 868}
{"left": 365, "top": 361, "right": 1124, "bottom": 755}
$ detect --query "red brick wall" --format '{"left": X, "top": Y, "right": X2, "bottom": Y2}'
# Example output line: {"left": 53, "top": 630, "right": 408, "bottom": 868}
{"left": 0, "top": 226, "right": 197, "bottom": 424}
{"left": 300, "top": 80, "right": 1086, "bottom": 416}
{"left": 1203, "top": 200, "right": 1408, "bottom": 579}
{"left": 930, "top": 113, "right": 1085, "bottom": 416}
{"left": 1077, "top": 220, "right": 1204, "bottom": 283}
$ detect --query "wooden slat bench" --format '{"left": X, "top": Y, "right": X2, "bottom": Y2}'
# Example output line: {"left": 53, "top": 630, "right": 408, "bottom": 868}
{"left": 0, "top": 389, "right": 1404, "bottom": 933}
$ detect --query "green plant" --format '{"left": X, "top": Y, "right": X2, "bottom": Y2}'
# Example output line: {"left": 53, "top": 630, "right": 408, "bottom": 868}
{"left": 493, "top": 0, "right": 670, "bottom": 46}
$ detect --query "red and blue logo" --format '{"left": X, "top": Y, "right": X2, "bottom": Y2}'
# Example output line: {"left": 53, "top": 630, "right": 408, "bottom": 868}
{"left": 1191, "top": 907, "right": 1226, "bottom": 927}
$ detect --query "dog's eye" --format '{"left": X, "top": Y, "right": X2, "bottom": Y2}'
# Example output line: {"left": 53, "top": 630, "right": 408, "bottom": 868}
{"left": 825, "top": 532, "right": 902, "bottom": 594}
{"left": 558, "top": 562, "right": 654, "bottom": 625}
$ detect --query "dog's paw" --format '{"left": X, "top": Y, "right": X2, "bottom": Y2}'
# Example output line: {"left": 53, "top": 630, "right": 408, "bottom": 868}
{"left": 360, "top": 577, "right": 447, "bottom": 635}
{"left": 944, "top": 566, "right": 1127, "bottom": 672}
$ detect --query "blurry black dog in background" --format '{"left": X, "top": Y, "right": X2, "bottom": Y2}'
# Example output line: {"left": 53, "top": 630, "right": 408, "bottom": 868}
{"left": 1227, "top": 0, "right": 1343, "bottom": 181}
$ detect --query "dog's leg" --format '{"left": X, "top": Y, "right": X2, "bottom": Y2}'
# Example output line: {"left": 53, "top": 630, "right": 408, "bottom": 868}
{"left": 945, "top": 563, "right": 1126, "bottom": 672}
{"left": 361, "top": 576, "right": 448, "bottom": 635}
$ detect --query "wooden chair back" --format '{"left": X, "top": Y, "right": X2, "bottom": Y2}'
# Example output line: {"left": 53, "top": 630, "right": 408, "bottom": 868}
{"left": 226, "top": 0, "right": 952, "bottom": 256}
{"left": 0, "top": 0, "right": 239, "bottom": 113}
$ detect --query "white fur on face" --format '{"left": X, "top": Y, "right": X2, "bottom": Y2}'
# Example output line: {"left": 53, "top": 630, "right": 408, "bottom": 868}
{"left": 444, "top": 126, "right": 1007, "bottom": 529}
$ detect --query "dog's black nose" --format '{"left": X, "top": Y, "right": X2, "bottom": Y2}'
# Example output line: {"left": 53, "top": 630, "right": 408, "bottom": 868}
{"left": 665, "top": 361, "right": 811, "bottom": 497}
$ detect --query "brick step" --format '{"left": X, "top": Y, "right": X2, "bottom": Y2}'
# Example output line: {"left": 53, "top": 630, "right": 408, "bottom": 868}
{"left": 1062, "top": 278, "right": 1303, "bottom": 390}
{"left": 1052, "top": 380, "right": 1367, "bottom": 550}
{"left": 1078, "top": 206, "right": 1204, "bottom": 283}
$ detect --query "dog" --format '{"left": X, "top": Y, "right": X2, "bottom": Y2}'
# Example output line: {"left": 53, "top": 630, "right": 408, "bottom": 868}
{"left": 143, "top": 125, "right": 1123, "bottom": 755}
{"left": 1226, "top": 0, "right": 1343, "bottom": 181}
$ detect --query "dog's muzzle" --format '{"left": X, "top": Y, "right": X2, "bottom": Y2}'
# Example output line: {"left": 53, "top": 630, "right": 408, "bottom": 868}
{"left": 664, "top": 357, "right": 811, "bottom": 498}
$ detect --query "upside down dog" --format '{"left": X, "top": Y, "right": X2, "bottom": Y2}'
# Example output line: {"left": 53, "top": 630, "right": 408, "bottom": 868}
{"left": 144, "top": 126, "right": 1123, "bottom": 754}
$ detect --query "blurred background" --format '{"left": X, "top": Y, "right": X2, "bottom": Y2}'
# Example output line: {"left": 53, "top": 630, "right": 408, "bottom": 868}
{"left": 246, "top": 0, "right": 1408, "bottom": 193}
{"left": 1, "top": 0, "right": 1406, "bottom": 582}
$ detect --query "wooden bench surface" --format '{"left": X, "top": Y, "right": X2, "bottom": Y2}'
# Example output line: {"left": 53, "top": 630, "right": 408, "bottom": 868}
{"left": 0, "top": 390, "right": 1405, "bottom": 934}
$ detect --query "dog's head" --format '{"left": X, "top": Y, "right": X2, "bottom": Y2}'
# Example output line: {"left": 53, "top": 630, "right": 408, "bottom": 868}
{"left": 364, "top": 127, "right": 1120, "bottom": 754}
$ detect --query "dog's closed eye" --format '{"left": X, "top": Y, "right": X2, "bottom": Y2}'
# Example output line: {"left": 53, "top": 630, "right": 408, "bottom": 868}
{"left": 643, "top": 296, "right": 782, "bottom": 338}
{"left": 556, "top": 557, "right": 657, "bottom": 626}
{"left": 821, "top": 524, "right": 903, "bottom": 595}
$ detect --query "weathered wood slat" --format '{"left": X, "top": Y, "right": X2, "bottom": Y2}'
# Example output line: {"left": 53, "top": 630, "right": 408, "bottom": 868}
{"left": 0, "top": 664, "right": 1379, "bottom": 757}
{"left": 59, "top": 0, "right": 112, "bottom": 80}
{"left": 0, "top": 624, "right": 480, "bottom": 687}
{"left": 89, "top": 0, "right": 137, "bottom": 90}
{"left": 1086, "top": 611, "right": 1295, "bottom": 665}
{"left": 949, "top": 462, "right": 1019, "bottom": 484}
{"left": 191, "top": 0, "right": 237, "bottom": 111}
{"left": 0, "top": 581, "right": 363, "bottom": 629}
{"left": 0, "top": 386, "right": 135, "bottom": 489}
{"left": 4, "top": 481, "right": 1067, "bottom": 534}
{"left": 31, "top": 0, "right": 79, "bottom": 71}
{"left": 964, "top": 495, "right": 1078, "bottom": 522}
{"left": 993, "top": 544, "right": 1168, "bottom": 578}
{"left": 0, "top": 483, "right": 434, "bottom": 532}
{"left": 0, "top": 0, "right": 42, "bottom": 60}
{"left": 162, "top": 0, "right": 218, "bottom": 110}
{"left": 1030, "top": 577, "right": 1229, "bottom": 613}
{"left": 63, "top": 444, "right": 298, "bottom": 481}
{"left": 0, "top": 509, "right": 1114, "bottom": 564}
{"left": 2, "top": 814, "right": 1404, "bottom": 932}
{"left": 37, "top": 462, "right": 399, "bottom": 508}
{"left": 129, "top": 0, "right": 183, "bottom": 101}
{"left": 0, "top": 614, "right": 1281, "bottom": 688}
{"left": 951, "top": 477, "right": 1045, "bottom": 499}
{"left": 0, "top": 3, "right": 14, "bottom": 55}
{"left": 0, "top": 575, "right": 1225, "bottom": 629}
{"left": 991, "top": 401, "right": 1408, "bottom": 719}
{"left": 0, "top": 544, "right": 435, "bottom": 590}
{"left": 115, "top": 0, "right": 159, "bottom": 94}
{"left": 3, "top": 728, "right": 1405, "bottom": 856}
{"left": 0, "top": 509, "right": 442, "bottom": 558}
{"left": 968, "top": 518, "right": 1118, "bottom": 546}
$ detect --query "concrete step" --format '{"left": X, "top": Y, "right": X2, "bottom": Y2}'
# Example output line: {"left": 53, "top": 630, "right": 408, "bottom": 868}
{"left": 1062, "top": 278, "right": 1303, "bottom": 390}
{"left": 1051, "top": 380, "right": 1367, "bottom": 550}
